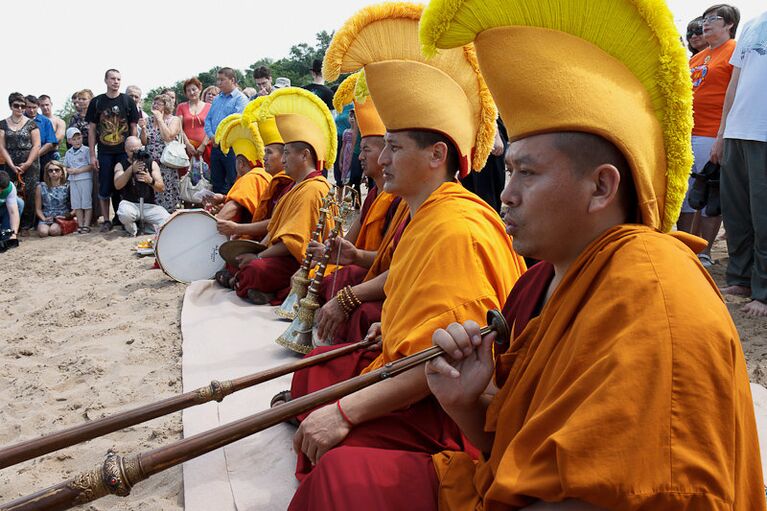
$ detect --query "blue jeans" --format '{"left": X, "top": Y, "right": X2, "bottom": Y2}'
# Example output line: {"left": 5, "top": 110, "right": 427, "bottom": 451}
{"left": 210, "top": 146, "right": 237, "bottom": 194}
{"left": 1, "top": 197, "right": 24, "bottom": 231}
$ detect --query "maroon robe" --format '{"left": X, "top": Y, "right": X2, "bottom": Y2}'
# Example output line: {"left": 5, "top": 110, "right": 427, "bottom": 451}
{"left": 287, "top": 262, "right": 553, "bottom": 510}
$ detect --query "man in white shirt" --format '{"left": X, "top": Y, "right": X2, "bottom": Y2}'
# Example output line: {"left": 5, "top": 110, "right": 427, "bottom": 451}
{"left": 713, "top": 10, "right": 767, "bottom": 317}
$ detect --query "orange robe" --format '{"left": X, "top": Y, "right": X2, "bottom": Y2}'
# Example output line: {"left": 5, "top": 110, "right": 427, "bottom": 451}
{"left": 434, "top": 225, "right": 765, "bottom": 510}
{"left": 265, "top": 171, "right": 332, "bottom": 262}
{"left": 289, "top": 180, "right": 526, "bottom": 493}
{"left": 234, "top": 170, "right": 331, "bottom": 300}
{"left": 364, "top": 181, "right": 526, "bottom": 373}
{"left": 354, "top": 188, "right": 397, "bottom": 251}
{"left": 224, "top": 167, "right": 271, "bottom": 219}
{"left": 252, "top": 170, "right": 294, "bottom": 222}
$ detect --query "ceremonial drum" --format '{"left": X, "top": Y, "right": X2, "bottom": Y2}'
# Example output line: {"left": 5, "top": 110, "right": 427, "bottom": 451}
{"left": 155, "top": 210, "right": 228, "bottom": 284}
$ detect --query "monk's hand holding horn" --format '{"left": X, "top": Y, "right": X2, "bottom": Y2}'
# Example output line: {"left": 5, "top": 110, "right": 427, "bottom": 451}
{"left": 363, "top": 322, "right": 382, "bottom": 351}
{"left": 306, "top": 239, "right": 326, "bottom": 261}
{"left": 293, "top": 401, "right": 352, "bottom": 467}
{"left": 425, "top": 320, "right": 495, "bottom": 408}
{"left": 327, "top": 236, "right": 359, "bottom": 266}
{"left": 315, "top": 298, "right": 346, "bottom": 342}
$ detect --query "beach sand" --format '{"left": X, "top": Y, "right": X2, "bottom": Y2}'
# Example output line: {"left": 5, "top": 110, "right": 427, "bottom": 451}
{"left": 0, "top": 228, "right": 765, "bottom": 510}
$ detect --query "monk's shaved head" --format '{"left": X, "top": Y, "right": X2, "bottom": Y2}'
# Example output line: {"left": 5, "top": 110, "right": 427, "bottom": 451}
{"left": 552, "top": 132, "right": 638, "bottom": 223}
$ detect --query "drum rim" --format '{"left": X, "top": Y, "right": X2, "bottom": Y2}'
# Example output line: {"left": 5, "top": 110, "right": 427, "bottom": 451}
{"left": 155, "top": 209, "right": 225, "bottom": 284}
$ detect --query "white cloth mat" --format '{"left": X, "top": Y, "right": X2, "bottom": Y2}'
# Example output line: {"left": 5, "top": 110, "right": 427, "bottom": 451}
{"left": 181, "top": 280, "right": 301, "bottom": 511}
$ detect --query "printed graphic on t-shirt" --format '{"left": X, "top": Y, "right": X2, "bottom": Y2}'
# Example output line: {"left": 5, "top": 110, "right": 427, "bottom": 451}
{"left": 98, "top": 105, "right": 129, "bottom": 147}
{"left": 738, "top": 20, "right": 767, "bottom": 59}
{"left": 690, "top": 64, "right": 709, "bottom": 88}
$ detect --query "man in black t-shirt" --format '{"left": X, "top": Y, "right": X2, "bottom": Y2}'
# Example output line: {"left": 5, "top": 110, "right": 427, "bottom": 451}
{"left": 303, "top": 59, "right": 334, "bottom": 112}
{"left": 86, "top": 68, "right": 139, "bottom": 232}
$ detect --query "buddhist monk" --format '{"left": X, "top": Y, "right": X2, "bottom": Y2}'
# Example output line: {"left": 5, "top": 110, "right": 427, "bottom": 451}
{"left": 233, "top": 87, "right": 335, "bottom": 305}
{"left": 288, "top": 0, "right": 766, "bottom": 509}
{"left": 281, "top": 4, "right": 526, "bottom": 499}
{"left": 304, "top": 72, "right": 407, "bottom": 344}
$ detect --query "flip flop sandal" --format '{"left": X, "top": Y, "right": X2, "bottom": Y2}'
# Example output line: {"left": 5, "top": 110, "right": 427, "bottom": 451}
{"left": 81, "top": 226, "right": 92, "bottom": 234}
{"left": 270, "top": 390, "right": 299, "bottom": 427}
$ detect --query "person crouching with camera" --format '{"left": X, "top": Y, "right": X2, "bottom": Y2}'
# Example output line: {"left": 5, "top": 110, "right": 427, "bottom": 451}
{"left": 113, "top": 136, "right": 170, "bottom": 236}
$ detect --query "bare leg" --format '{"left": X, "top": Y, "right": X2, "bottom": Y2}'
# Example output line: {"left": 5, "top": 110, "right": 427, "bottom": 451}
{"left": 37, "top": 223, "right": 50, "bottom": 237}
{"left": 100, "top": 198, "right": 112, "bottom": 231}
{"left": 84, "top": 208, "right": 93, "bottom": 227}
{"left": 698, "top": 215, "right": 722, "bottom": 257}
{"left": 49, "top": 223, "right": 62, "bottom": 236}
{"left": 75, "top": 209, "right": 85, "bottom": 227}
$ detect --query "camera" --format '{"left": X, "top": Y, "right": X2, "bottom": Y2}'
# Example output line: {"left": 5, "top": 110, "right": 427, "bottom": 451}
{"left": 134, "top": 148, "right": 152, "bottom": 165}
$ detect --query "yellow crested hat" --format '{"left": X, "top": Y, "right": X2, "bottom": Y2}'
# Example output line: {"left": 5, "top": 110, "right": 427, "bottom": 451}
{"left": 323, "top": 2, "right": 497, "bottom": 177}
{"left": 242, "top": 96, "right": 284, "bottom": 146}
{"left": 420, "top": 0, "right": 694, "bottom": 232}
{"left": 214, "top": 113, "right": 264, "bottom": 165}
{"left": 254, "top": 87, "right": 337, "bottom": 171}
{"left": 333, "top": 71, "right": 386, "bottom": 138}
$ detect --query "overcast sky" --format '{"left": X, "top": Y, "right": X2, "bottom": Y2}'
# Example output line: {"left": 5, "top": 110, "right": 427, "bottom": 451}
{"left": 0, "top": 0, "right": 763, "bottom": 115}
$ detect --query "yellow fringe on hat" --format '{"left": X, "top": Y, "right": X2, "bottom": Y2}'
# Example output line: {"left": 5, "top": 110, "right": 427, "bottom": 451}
{"left": 462, "top": 45, "right": 497, "bottom": 172}
{"left": 214, "top": 113, "right": 241, "bottom": 145}
{"left": 354, "top": 70, "right": 371, "bottom": 103}
{"left": 333, "top": 72, "right": 360, "bottom": 113}
{"left": 241, "top": 95, "right": 268, "bottom": 126}
{"left": 322, "top": 2, "right": 424, "bottom": 82}
{"left": 420, "top": 0, "right": 693, "bottom": 231}
{"left": 255, "top": 87, "right": 338, "bottom": 170}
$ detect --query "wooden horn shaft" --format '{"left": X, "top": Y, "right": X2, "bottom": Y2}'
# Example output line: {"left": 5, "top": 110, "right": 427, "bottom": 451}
{"left": 0, "top": 338, "right": 376, "bottom": 470}
{"left": 2, "top": 311, "right": 507, "bottom": 511}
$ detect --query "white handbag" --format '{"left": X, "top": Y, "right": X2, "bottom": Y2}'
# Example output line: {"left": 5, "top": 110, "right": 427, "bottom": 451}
{"left": 160, "top": 127, "right": 190, "bottom": 169}
{"left": 179, "top": 157, "right": 212, "bottom": 204}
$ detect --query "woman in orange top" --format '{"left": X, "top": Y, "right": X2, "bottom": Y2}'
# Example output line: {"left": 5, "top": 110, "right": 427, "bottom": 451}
{"left": 677, "top": 4, "right": 740, "bottom": 267}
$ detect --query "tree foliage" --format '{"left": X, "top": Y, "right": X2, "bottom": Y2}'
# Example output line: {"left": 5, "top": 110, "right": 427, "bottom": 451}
{"left": 145, "top": 30, "right": 334, "bottom": 106}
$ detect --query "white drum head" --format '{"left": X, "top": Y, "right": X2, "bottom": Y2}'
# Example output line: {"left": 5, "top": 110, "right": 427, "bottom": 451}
{"left": 155, "top": 210, "right": 227, "bottom": 284}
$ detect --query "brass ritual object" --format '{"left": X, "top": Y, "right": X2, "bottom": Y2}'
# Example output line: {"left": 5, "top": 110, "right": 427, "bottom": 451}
{"left": 0, "top": 311, "right": 507, "bottom": 511}
{"left": 274, "top": 189, "right": 335, "bottom": 320}
{"left": 275, "top": 198, "right": 351, "bottom": 354}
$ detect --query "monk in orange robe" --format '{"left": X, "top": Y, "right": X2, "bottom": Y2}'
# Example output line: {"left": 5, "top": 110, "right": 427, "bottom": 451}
{"left": 214, "top": 155, "right": 271, "bottom": 222}
{"left": 307, "top": 134, "right": 408, "bottom": 344}
{"left": 216, "top": 142, "right": 292, "bottom": 240}
{"left": 288, "top": 127, "right": 526, "bottom": 477}
{"left": 233, "top": 139, "right": 331, "bottom": 304}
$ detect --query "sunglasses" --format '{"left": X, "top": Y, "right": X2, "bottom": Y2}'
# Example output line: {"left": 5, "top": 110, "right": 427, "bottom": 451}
{"left": 11, "top": 103, "right": 25, "bottom": 109}
{"left": 687, "top": 26, "right": 703, "bottom": 38}
{"left": 48, "top": 168, "right": 63, "bottom": 172}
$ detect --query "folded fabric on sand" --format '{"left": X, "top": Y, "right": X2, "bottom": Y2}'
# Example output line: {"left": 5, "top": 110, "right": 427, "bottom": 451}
{"left": 181, "top": 280, "right": 299, "bottom": 511}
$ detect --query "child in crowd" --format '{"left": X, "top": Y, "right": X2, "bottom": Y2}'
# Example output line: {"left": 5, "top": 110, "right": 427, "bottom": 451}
{"left": 63, "top": 127, "right": 93, "bottom": 233}
{"left": 36, "top": 161, "right": 72, "bottom": 237}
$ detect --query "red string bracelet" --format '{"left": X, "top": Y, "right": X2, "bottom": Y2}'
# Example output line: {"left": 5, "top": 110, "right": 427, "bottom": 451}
{"left": 336, "top": 400, "right": 355, "bottom": 427}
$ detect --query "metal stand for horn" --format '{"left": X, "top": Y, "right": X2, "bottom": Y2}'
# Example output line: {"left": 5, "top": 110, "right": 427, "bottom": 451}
{"left": 274, "top": 192, "right": 334, "bottom": 320}
{"left": 276, "top": 202, "right": 347, "bottom": 354}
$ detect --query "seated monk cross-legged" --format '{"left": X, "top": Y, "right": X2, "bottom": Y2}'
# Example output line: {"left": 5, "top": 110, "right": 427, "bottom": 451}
{"left": 282, "top": 4, "right": 526, "bottom": 508}
{"left": 287, "top": 0, "right": 766, "bottom": 510}
{"left": 232, "top": 87, "right": 336, "bottom": 305}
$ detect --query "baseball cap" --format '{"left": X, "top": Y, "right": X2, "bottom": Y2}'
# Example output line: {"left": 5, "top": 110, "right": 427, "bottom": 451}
{"left": 65, "top": 127, "right": 81, "bottom": 140}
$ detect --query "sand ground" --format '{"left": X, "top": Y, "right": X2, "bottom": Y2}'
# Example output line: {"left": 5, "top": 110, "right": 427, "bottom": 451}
{"left": 0, "top": 229, "right": 765, "bottom": 510}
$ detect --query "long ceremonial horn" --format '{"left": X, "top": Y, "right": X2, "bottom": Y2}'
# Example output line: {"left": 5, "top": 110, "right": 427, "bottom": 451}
{"left": 0, "top": 310, "right": 508, "bottom": 511}
{"left": 275, "top": 205, "right": 345, "bottom": 354}
{"left": 0, "top": 338, "right": 376, "bottom": 470}
{"left": 274, "top": 189, "right": 335, "bottom": 320}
